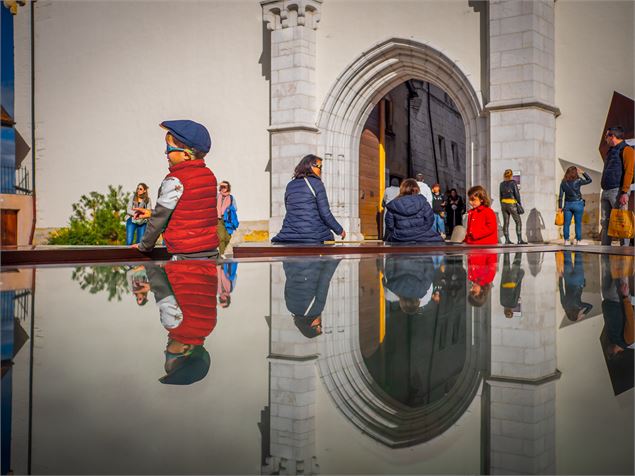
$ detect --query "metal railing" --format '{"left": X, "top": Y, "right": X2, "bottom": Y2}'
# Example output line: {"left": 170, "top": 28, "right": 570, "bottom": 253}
{"left": 1, "top": 165, "right": 32, "bottom": 195}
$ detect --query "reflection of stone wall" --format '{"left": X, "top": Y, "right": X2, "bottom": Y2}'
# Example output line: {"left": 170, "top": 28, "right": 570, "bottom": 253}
{"left": 489, "top": 380, "right": 556, "bottom": 475}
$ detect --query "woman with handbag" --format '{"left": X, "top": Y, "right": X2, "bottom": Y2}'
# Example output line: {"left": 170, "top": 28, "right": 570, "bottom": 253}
{"left": 499, "top": 169, "right": 527, "bottom": 244}
{"left": 217, "top": 180, "right": 238, "bottom": 256}
{"left": 272, "top": 154, "right": 346, "bottom": 243}
{"left": 125, "top": 183, "right": 152, "bottom": 245}
{"left": 558, "top": 166, "right": 592, "bottom": 245}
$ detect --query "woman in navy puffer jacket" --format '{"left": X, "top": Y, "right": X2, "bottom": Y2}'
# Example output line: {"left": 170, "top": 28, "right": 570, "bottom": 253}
{"left": 384, "top": 178, "right": 443, "bottom": 243}
{"left": 272, "top": 155, "right": 346, "bottom": 243}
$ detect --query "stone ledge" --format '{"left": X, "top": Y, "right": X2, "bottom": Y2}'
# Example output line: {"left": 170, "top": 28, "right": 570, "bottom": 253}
{"left": 485, "top": 100, "right": 561, "bottom": 117}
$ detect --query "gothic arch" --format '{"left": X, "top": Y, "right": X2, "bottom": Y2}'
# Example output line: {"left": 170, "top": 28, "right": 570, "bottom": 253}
{"left": 316, "top": 37, "right": 487, "bottom": 234}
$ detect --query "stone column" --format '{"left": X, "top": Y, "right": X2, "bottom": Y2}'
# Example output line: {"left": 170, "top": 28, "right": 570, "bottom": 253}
{"left": 262, "top": 0, "right": 322, "bottom": 236}
{"left": 264, "top": 263, "right": 319, "bottom": 475}
{"left": 488, "top": 0, "right": 559, "bottom": 243}
{"left": 487, "top": 255, "right": 558, "bottom": 474}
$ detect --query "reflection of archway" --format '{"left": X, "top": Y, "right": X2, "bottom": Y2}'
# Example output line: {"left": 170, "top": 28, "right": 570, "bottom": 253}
{"left": 317, "top": 38, "right": 486, "bottom": 236}
{"left": 317, "top": 257, "right": 487, "bottom": 448}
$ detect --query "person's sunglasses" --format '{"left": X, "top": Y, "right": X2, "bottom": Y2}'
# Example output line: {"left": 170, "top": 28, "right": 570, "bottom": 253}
{"left": 312, "top": 162, "right": 322, "bottom": 169}
{"left": 165, "top": 144, "right": 189, "bottom": 155}
{"left": 219, "top": 185, "right": 228, "bottom": 190}
{"left": 605, "top": 132, "right": 614, "bottom": 138}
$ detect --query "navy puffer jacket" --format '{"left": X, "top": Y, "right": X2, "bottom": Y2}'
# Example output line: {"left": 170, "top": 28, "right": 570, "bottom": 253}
{"left": 384, "top": 194, "right": 443, "bottom": 243}
{"left": 272, "top": 176, "right": 343, "bottom": 243}
{"left": 283, "top": 259, "right": 340, "bottom": 317}
{"left": 383, "top": 257, "right": 435, "bottom": 299}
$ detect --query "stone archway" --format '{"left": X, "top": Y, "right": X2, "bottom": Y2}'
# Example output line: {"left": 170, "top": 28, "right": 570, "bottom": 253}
{"left": 316, "top": 38, "right": 486, "bottom": 236}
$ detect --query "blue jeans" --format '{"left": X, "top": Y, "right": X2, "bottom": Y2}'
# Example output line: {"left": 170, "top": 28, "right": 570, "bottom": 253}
{"left": 563, "top": 200, "right": 584, "bottom": 241}
{"left": 126, "top": 218, "right": 147, "bottom": 245}
{"left": 433, "top": 213, "right": 445, "bottom": 235}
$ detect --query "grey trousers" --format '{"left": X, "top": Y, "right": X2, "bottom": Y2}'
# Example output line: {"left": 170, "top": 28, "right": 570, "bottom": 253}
{"left": 501, "top": 202, "right": 522, "bottom": 240}
{"left": 600, "top": 188, "right": 629, "bottom": 246}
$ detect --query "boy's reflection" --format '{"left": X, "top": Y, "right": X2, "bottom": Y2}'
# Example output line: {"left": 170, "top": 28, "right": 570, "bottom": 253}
{"left": 467, "top": 252, "right": 498, "bottom": 308}
{"left": 145, "top": 261, "right": 218, "bottom": 385}
{"left": 283, "top": 259, "right": 340, "bottom": 338}
{"left": 364, "top": 256, "right": 467, "bottom": 407}
{"left": 558, "top": 251, "right": 593, "bottom": 322}
{"left": 600, "top": 255, "right": 634, "bottom": 395}
{"left": 500, "top": 253, "right": 525, "bottom": 318}
{"left": 218, "top": 262, "right": 238, "bottom": 309}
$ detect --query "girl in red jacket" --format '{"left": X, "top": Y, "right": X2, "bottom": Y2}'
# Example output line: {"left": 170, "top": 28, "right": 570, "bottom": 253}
{"left": 465, "top": 185, "right": 499, "bottom": 245}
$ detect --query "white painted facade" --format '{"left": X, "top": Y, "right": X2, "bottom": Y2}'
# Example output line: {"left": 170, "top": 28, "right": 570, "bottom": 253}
{"left": 12, "top": 0, "right": 634, "bottom": 240}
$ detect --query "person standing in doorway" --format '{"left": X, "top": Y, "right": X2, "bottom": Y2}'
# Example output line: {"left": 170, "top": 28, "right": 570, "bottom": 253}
{"left": 558, "top": 166, "right": 592, "bottom": 245}
{"left": 431, "top": 183, "right": 445, "bottom": 237}
{"left": 415, "top": 173, "right": 433, "bottom": 206}
{"left": 217, "top": 180, "right": 238, "bottom": 257}
{"left": 445, "top": 188, "right": 465, "bottom": 238}
{"left": 499, "top": 169, "right": 527, "bottom": 244}
{"left": 125, "top": 183, "right": 151, "bottom": 245}
{"left": 600, "top": 126, "right": 634, "bottom": 246}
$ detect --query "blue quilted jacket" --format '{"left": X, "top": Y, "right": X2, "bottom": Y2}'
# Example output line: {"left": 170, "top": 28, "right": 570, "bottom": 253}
{"left": 384, "top": 194, "right": 443, "bottom": 243}
{"left": 272, "top": 176, "right": 343, "bottom": 243}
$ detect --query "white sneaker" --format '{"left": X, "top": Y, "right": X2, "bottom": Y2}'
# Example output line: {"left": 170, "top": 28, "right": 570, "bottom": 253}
{"left": 573, "top": 239, "right": 582, "bottom": 245}
{"left": 564, "top": 239, "right": 571, "bottom": 245}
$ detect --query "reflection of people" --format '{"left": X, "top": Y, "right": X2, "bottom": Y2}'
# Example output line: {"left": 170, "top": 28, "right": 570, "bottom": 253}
{"left": 500, "top": 253, "right": 524, "bottom": 318}
{"left": 558, "top": 251, "right": 592, "bottom": 321}
{"left": 383, "top": 179, "right": 443, "bottom": 243}
{"left": 383, "top": 256, "right": 436, "bottom": 314}
{"left": 146, "top": 261, "right": 218, "bottom": 385}
{"left": 127, "top": 264, "right": 150, "bottom": 306}
{"left": 125, "top": 183, "right": 151, "bottom": 245}
{"left": 600, "top": 255, "right": 634, "bottom": 395}
{"left": 133, "top": 120, "right": 219, "bottom": 260}
{"left": 558, "top": 166, "right": 592, "bottom": 245}
{"left": 272, "top": 155, "right": 345, "bottom": 243}
{"left": 364, "top": 255, "right": 467, "bottom": 407}
{"left": 283, "top": 259, "right": 340, "bottom": 338}
{"left": 218, "top": 262, "right": 238, "bottom": 308}
{"left": 499, "top": 169, "right": 527, "bottom": 244}
{"left": 468, "top": 252, "right": 498, "bottom": 307}
{"left": 600, "top": 126, "right": 634, "bottom": 246}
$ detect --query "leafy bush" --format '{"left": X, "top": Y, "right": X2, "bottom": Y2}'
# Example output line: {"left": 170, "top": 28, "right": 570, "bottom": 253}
{"left": 48, "top": 186, "right": 131, "bottom": 245}
{"left": 71, "top": 266, "right": 129, "bottom": 301}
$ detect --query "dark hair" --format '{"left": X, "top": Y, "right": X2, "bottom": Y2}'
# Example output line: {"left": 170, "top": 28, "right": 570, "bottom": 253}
{"left": 135, "top": 182, "right": 149, "bottom": 203}
{"left": 219, "top": 180, "right": 231, "bottom": 192}
{"left": 468, "top": 283, "right": 492, "bottom": 307}
{"left": 293, "top": 315, "right": 322, "bottom": 339}
{"left": 399, "top": 297, "right": 421, "bottom": 315}
{"left": 607, "top": 126, "right": 625, "bottom": 140}
{"left": 399, "top": 178, "right": 420, "bottom": 196}
{"left": 293, "top": 154, "right": 322, "bottom": 179}
{"left": 170, "top": 134, "right": 206, "bottom": 160}
{"left": 563, "top": 166, "right": 579, "bottom": 182}
{"left": 467, "top": 185, "right": 491, "bottom": 207}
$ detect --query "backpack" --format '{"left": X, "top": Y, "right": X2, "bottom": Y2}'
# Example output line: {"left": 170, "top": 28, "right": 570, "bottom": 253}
{"left": 222, "top": 196, "right": 240, "bottom": 235}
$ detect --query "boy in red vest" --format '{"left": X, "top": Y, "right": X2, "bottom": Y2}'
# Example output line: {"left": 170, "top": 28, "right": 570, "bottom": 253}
{"left": 132, "top": 120, "right": 219, "bottom": 259}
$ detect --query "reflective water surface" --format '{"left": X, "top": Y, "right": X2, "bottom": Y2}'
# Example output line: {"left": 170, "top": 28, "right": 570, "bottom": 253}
{"left": 2, "top": 251, "right": 633, "bottom": 475}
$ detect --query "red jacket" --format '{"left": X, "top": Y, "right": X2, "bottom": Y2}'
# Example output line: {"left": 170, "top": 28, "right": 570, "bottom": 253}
{"left": 468, "top": 253, "right": 498, "bottom": 286}
{"left": 465, "top": 205, "right": 499, "bottom": 245}
{"left": 163, "top": 160, "right": 219, "bottom": 254}
{"left": 165, "top": 261, "right": 218, "bottom": 345}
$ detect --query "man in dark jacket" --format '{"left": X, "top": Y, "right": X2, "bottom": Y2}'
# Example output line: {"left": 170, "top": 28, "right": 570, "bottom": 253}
{"left": 600, "top": 126, "right": 634, "bottom": 246}
{"left": 283, "top": 258, "right": 341, "bottom": 338}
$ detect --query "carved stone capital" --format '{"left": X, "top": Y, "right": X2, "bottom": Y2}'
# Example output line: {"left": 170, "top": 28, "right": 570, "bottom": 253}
{"left": 262, "top": 0, "right": 322, "bottom": 31}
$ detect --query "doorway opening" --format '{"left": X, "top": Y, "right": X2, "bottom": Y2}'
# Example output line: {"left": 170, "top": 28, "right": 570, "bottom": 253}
{"left": 358, "top": 80, "right": 467, "bottom": 239}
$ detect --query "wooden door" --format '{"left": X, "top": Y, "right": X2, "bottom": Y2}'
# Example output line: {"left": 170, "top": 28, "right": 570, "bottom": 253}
{"left": 1, "top": 209, "right": 18, "bottom": 246}
{"left": 359, "top": 106, "right": 380, "bottom": 239}
{"left": 359, "top": 258, "right": 382, "bottom": 359}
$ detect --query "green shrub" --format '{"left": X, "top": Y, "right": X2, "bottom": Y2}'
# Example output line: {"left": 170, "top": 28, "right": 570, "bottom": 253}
{"left": 49, "top": 186, "right": 131, "bottom": 245}
{"left": 71, "top": 266, "right": 129, "bottom": 301}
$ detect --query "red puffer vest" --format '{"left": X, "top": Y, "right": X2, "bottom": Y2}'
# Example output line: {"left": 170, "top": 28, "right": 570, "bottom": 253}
{"left": 163, "top": 159, "right": 219, "bottom": 254}
{"left": 165, "top": 261, "right": 218, "bottom": 345}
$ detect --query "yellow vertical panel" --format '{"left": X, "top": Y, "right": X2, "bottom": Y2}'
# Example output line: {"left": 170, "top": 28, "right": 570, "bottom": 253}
{"left": 378, "top": 99, "right": 386, "bottom": 212}
{"left": 379, "top": 271, "right": 386, "bottom": 344}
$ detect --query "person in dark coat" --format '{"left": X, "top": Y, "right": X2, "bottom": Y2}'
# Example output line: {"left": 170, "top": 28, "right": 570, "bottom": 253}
{"left": 500, "top": 253, "right": 525, "bottom": 318}
{"left": 558, "top": 166, "right": 592, "bottom": 245}
{"left": 383, "top": 178, "right": 443, "bottom": 244}
{"left": 383, "top": 256, "right": 436, "bottom": 314}
{"left": 283, "top": 258, "right": 341, "bottom": 338}
{"left": 444, "top": 188, "right": 465, "bottom": 238}
{"left": 499, "top": 169, "right": 527, "bottom": 244}
{"left": 272, "top": 154, "right": 346, "bottom": 243}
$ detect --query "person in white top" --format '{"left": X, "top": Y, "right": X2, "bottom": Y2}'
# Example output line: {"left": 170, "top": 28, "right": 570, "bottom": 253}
{"left": 415, "top": 173, "right": 433, "bottom": 206}
{"left": 382, "top": 177, "right": 401, "bottom": 206}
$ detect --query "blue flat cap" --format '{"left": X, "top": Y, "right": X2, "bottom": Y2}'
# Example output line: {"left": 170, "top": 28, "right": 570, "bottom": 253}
{"left": 160, "top": 120, "right": 212, "bottom": 154}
